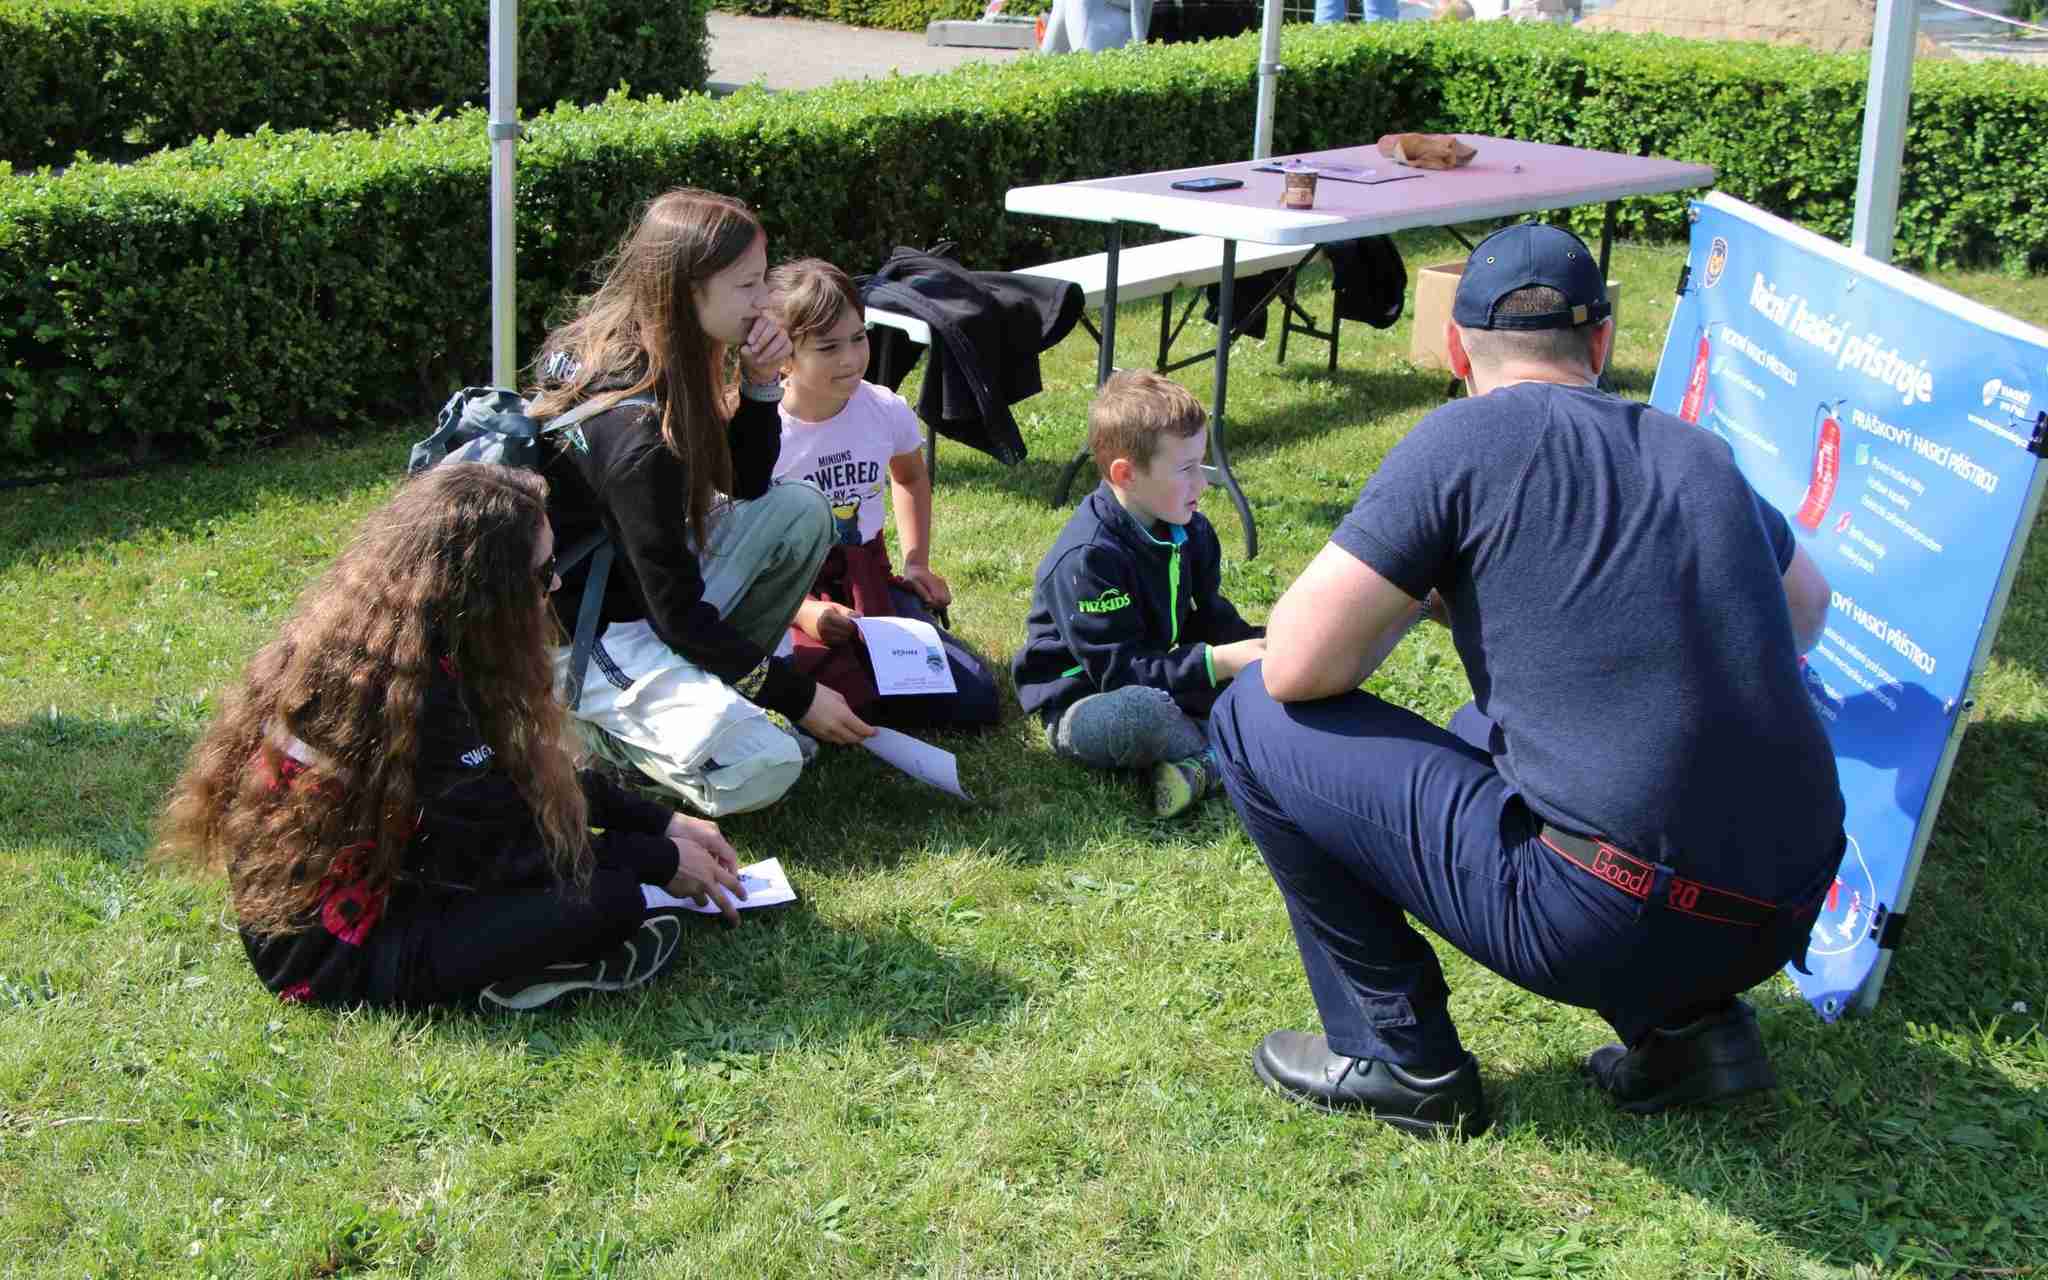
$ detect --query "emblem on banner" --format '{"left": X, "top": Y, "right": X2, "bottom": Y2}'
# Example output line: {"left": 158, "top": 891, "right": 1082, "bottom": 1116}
{"left": 1702, "top": 236, "right": 1729, "bottom": 289}
{"left": 1982, "top": 377, "right": 2033, "bottom": 418}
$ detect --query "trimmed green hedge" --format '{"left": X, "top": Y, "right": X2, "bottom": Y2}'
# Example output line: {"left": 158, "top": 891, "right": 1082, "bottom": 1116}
{"left": 0, "top": 0, "right": 713, "bottom": 170}
{"left": 5, "top": 22, "right": 2046, "bottom": 459}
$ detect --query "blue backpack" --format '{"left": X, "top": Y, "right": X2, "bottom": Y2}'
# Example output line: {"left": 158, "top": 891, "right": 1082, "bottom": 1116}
{"left": 408, "top": 387, "right": 653, "bottom": 710}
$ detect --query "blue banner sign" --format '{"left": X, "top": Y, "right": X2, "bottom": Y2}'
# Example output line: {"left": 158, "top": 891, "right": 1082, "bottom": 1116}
{"left": 1649, "top": 194, "right": 2048, "bottom": 1019}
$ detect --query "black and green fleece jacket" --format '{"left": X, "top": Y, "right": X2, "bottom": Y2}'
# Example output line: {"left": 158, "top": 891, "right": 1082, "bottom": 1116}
{"left": 1012, "top": 482, "right": 1262, "bottom": 725}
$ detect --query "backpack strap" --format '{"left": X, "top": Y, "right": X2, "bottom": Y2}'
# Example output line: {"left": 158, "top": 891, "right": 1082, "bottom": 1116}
{"left": 563, "top": 540, "right": 614, "bottom": 713}
{"left": 547, "top": 392, "right": 653, "bottom": 712}
{"left": 544, "top": 390, "right": 655, "bottom": 437}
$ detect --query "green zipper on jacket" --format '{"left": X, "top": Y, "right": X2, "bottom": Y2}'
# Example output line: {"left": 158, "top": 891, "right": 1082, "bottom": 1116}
{"left": 1168, "top": 541, "right": 1182, "bottom": 647}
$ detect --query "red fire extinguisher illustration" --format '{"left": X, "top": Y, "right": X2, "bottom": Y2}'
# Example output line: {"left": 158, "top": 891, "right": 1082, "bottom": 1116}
{"left": 1794, "top": 400, "right": 1845, "bottom": 532}
{"left": 1678, "top": 323, "right": 1711, "bottom": 424}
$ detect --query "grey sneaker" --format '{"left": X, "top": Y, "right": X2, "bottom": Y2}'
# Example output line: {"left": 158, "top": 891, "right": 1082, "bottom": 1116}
{"left": 479, "top": 914, "right": 683, "bottom": 1012}
{"left": 1151, "top": 753, "right": 1216, "bottom": 818}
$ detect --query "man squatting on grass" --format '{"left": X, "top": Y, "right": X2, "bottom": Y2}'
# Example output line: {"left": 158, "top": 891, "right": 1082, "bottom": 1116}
{"left": 1212, "top": 224, "right": 1845, "bottom": 1138}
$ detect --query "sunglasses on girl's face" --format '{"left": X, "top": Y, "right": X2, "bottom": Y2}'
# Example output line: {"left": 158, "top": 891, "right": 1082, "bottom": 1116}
{"left": 536, "top": 553, "right": 558, "bottom": 589}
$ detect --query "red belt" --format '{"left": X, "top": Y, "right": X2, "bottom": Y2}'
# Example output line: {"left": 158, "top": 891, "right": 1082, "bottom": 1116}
{"left": 1539, "top": 825, "right": 1782, "bottom": 928}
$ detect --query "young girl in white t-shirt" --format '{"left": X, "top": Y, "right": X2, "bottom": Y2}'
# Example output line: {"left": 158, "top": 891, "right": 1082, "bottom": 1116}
{"left": 766, "top": 258, "right": 1000, "bottom": 730}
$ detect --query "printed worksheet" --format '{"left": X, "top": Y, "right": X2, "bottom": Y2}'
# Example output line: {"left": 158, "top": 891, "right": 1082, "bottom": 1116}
{"left": 1250, "top": 160, "right": 1423, "bottom": 186}
{"left": 862, "top": 727, "right": 974, "bottom": 801}
{"left": 643, "top": 857, "right": 798, "bottom": 915}
{"left": 856, "top": 616, "right": 957, "bottom": 696}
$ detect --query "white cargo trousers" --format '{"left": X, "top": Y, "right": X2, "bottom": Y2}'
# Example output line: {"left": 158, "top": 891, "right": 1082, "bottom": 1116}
{"left": 555, "top": 481, "right": 832, "bottom": 816}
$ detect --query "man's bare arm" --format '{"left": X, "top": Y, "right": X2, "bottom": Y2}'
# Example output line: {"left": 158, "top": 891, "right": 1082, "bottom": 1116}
{"left": 1262, "top": 543, "right": 1428, "bottom": 703}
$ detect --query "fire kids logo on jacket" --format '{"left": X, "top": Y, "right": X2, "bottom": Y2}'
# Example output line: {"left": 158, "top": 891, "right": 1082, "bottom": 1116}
{"left": 1076, "top": 587, "right": 1133, "bottom": 614}
{"left": 1701, "top": 236, "right": 1729, "bottom": 289}
{"left": 1981, "top": 377, "right": 2034, "bottom": 419}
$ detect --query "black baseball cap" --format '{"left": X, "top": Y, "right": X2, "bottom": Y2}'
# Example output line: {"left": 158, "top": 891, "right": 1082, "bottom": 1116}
{"left": 1452, "top": 223, "right": 1611, "bottom": 331}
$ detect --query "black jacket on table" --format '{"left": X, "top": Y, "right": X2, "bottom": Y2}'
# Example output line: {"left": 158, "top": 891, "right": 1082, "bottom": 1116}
{"left": 242, "top": 658, "right": 679, "bottom": 1005}
{"left": 859, "top": 246, "right": 1084, "bottom": 465}
{"left": 1011, "top": 482, "right": 1263, "bottom": 726}
{"left": 540, "top": 387, "right": 817, "bottom": 720}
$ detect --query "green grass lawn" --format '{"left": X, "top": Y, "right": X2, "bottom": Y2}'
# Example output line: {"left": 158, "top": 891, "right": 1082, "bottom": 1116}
{"left": 2, "top": 232, "right": 2045, "bottom": 1278}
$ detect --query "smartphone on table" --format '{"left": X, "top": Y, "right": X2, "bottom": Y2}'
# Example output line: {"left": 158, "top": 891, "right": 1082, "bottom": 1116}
{"left": 1170, "top": 177, "right": 1244, "bottom": 193}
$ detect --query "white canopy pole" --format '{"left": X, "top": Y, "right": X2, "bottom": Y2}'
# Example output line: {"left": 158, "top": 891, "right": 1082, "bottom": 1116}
{"left": 1850, "top": 0, "right": 1918, "bottom": 262}
{"left": 1252, "top": 0, "right": 1284, "bottom": 160}
{"left": 488, "top": 0, "right": 520, "bottom": 387}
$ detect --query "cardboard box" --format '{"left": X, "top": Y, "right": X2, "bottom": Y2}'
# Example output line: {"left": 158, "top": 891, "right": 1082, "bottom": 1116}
{"left": 1408, "top": 260, "right": 1623, "bottom": 370}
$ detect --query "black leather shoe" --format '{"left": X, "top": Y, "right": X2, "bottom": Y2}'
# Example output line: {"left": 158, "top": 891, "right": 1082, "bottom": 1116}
{"left": 1583, "top": 1000, "right": 1778, "bottom": 1115}
{"left": 1251, "top": 1030, "right": 1490, "bottom": 1138}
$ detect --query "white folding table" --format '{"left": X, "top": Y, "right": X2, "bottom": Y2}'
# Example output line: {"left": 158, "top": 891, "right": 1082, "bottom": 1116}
{"left": 1005, "top": 136, "right": 1716, "bottom": 556}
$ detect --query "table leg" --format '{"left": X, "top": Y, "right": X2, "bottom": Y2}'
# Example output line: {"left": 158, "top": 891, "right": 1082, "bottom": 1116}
{"left": 1597, "top": 200, "right": 1617, "bottom": 283}
{"left": 1596, "top": 200, "right": 1618, "bottom": 392}
{"left": 1056, "top": 222, "right": 1125, "bottom": 506}
{"left": 1209, "top": 239, "right": 1257, "bottom": 560}
{"left": 1097, "top": 221, "right": 1122, "bottom": 388}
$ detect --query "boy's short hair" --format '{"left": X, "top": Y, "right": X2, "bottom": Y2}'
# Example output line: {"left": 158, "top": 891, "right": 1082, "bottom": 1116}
{"left": 1088, "top": 370, "right": 1207, "bottom": 477}
{"left": 766, "top": 258, "right": 861, "bottom": 348}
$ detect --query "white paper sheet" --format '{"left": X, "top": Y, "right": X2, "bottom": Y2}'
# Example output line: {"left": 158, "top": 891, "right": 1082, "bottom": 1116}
{"left": 642, "top": 856, "right": 798, "bottom": 915}
{"left": 861, "top": 727, "right": 974, "bottom": 801}
{"left": 855, "top": 615, "right": 957, "bottom": 696}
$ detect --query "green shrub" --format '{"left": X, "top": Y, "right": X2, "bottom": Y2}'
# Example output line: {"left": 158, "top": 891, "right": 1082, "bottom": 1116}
{"left": 0, "top": 0, "right": 713, "bottom": 169}
{"left": 4, "top": 23, "right": 2045, "bottom": 460}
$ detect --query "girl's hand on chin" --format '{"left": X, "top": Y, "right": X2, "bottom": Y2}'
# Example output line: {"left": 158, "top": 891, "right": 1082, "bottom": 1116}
{"left": 740, "top": 316, "right": 792, "bottom": 384}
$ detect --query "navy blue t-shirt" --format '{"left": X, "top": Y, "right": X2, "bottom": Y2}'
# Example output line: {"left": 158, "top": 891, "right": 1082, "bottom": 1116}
{"left": 1333, "top": 382, "right": 1842, "bottom": 901}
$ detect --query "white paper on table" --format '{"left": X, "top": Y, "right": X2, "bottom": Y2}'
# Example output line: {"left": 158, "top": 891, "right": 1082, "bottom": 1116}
{"left": 861, "top": 726, "right": 974, "bottom": 801}
{"left": 642, "top": 856, "right": 797, "bottom": 915}
{"left": 855, "top": 615, "right": 957, "bottom": 696}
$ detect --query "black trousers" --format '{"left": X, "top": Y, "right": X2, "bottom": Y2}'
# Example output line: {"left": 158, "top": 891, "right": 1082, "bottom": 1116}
{"left": 369, "top": 854, "right": 652, "bottom": 1006}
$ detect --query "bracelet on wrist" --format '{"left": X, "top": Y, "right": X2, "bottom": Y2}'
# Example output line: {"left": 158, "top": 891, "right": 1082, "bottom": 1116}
{"left": 739, "top": 373, "right": 784, "bottom": 403}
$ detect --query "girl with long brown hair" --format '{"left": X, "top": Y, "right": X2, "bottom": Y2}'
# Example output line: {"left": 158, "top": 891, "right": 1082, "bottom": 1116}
{"left": 532, "top": 189, "right": 873, "bottom": 819}
{"left": 159, "top": 463, "right": 748, "bottom": 1011}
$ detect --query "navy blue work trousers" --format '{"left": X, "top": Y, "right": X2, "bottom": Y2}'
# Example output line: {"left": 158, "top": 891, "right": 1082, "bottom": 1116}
{"left": 1210, "top": 670, "right": 1827, "bottom": 1070}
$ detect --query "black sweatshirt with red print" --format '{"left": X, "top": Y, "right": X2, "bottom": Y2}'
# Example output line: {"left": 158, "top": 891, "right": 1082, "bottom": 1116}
{"left": 239, "top": 659, "right": 679, "bottom": 1005}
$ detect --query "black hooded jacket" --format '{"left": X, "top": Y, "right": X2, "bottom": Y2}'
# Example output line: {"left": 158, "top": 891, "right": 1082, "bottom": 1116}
{"left": 1011, "top": 483, "right": 1262, "bottom": 725}
{"left": 860, "top": 246, "right": 1084, "bottom": 464}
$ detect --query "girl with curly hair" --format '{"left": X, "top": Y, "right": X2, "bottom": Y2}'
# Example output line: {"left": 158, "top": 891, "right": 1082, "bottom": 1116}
{"left": 531, "top": 188, "right": 873, "bottom": 819}
{"left": 159, "top": 463, "right": 747, "bottom": 1011}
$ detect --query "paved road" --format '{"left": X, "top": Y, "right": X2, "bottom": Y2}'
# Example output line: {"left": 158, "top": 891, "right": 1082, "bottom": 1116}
{"left": 706, "top": 12, "right": 1029, "bottom": 95}
{"left": 705, "top": 4, "right": 2043, "bottom": 96}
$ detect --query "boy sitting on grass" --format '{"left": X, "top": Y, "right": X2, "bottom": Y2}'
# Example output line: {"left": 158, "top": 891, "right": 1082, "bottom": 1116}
{"left": 1012, "top": 370, "right": 1265, "bottom": 817}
